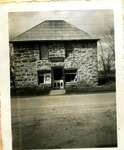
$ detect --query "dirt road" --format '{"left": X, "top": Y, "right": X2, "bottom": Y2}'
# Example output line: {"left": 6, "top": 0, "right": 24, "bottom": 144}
{"left": 11, "top": 92, "right": 117, "bottom": 149}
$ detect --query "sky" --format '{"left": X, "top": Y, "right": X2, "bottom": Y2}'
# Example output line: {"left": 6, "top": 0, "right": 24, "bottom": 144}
{"left": 9, "top": 10, "right": 114, "bottom": 40}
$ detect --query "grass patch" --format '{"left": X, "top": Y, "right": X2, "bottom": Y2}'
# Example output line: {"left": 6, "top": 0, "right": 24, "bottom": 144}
{"left": 66, "top": 81, "right": 115, "bottom": 94}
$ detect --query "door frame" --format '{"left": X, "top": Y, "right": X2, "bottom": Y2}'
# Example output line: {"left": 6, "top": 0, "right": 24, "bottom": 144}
{"left": 51, "top": 66, "right": 65, "bottom": 89}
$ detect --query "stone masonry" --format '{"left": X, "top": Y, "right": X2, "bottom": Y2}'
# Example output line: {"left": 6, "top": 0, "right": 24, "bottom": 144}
{"left": 13, "top": 40, "right": 98, "bottom": 89}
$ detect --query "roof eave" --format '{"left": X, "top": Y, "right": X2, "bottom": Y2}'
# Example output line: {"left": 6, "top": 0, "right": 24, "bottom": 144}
{"left": 10, "top": 38, "right": 99, "bottom": 43}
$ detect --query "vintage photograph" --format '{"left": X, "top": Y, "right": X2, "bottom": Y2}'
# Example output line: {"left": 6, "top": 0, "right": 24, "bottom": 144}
{"left": 9, "top": 10, "right": 117, "bottom": 149}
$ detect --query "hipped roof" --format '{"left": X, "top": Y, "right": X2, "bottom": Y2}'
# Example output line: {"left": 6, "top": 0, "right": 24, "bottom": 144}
{"left": 11, "top": 20, "right": 99, "bottom": 42}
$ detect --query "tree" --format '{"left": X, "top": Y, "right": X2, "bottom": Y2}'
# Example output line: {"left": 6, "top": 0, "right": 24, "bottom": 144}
{"left": 98, "top": 27, "right": 115, "bottom": 82}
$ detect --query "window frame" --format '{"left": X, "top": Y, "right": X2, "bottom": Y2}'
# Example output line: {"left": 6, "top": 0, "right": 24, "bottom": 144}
{"left": 38, "top": 70, "right": 51, "bottom": 84}
{"left": 64, "top": 69, "right": 77, "bottom": 82}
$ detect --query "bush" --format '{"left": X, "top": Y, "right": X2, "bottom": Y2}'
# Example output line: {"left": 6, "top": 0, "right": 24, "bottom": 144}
{"left": 98, "top": 70, "right": 115, "bottom": 85}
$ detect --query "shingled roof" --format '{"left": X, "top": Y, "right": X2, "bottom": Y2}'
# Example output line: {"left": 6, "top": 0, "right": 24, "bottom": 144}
{"left": 11, "top": 20, "right": 98, "bottom": 42}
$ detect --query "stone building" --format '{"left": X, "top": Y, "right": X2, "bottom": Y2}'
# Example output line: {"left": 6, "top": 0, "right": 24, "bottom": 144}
{"left": 10, "top": 20, "right": 99, "bottom": 90}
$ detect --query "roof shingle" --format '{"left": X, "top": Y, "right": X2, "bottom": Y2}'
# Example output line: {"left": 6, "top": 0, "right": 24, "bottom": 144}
{"left": 11, "top": 20, "right": 98, "bottom": 42}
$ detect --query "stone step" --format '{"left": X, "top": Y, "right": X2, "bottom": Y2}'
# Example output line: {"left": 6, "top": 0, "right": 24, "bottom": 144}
{"left": 49, "top": 89, "right": 66, "bottom": 95}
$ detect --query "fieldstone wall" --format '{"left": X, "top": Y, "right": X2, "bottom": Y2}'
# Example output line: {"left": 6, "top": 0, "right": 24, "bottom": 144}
{"left": 12, "top": 41, "right": 98, "bottom": 89}
{"left": 64, "top": 42, "right": 98, "bottom": 86}
{"left": 13, "top": 44, "right": 38, "bottom": 88}
{"left": 49, "top": 44, "right": 65, "bottom": 59}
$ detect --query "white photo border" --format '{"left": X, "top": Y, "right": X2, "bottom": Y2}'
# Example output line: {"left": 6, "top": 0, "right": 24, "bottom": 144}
{"left": 0, "top": 0, "right": 123, "bottom": 149}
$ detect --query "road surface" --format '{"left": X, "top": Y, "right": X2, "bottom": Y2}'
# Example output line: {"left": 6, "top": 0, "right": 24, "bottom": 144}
{"left": 11, "top": 92, "right": 117, "bottom": 149}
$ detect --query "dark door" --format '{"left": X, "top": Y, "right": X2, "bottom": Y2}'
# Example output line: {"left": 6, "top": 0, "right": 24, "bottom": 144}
{"left": 52, "top": 67, "right": 64, "bottom": 89}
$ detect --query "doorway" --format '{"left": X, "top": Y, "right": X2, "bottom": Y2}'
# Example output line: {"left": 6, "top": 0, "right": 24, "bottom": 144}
{"left": 52, "top": 67, "right": 64, "bottom": 89}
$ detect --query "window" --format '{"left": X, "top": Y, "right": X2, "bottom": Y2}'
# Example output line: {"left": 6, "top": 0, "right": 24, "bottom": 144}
{"left": 65, "top": 69, "right": 77, "bottom": 82}
{"left": 38, "top": 70, "right": 51, "bottom": 84}
{"left": 39, "top": 45, "right": 48, "bottom": 60}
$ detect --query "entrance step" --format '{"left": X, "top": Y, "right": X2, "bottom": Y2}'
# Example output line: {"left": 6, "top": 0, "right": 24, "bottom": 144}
{"left": 49, "top": 89, "right": 66, "bottom": 96}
